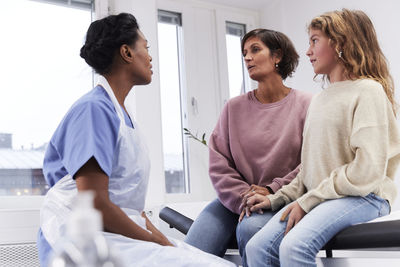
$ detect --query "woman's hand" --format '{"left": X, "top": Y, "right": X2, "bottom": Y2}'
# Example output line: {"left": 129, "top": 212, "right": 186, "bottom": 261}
{"left": 239, "top": 193, "right": 271, "bottom": 222}
{"left": 240, "top": 184, "right": 271, "bottom": 198}
{"left": 280, "top": 201, "right": 306, "bottom": 235}
{"left": 238, "top": 206, "right": 253, "bottom": 223}
{"left": 238, "top": 185, "right": 272, "bottom": 222}
{"left": 142, "top": 212, "right": 174, "bottom": 247}
{"left": 238, "top": 190, "right": 256, "bottom": 221}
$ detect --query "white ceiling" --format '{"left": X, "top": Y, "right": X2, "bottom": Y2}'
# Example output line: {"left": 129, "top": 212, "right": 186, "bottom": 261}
{"left": 197, "top": 0, "right": 270, "bottom": 10}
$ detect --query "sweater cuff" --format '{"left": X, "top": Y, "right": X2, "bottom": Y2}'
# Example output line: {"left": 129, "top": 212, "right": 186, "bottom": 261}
{"left": 296, "top": 193, "right": 323, "bottom": 213}
{"left": 267, "top": 193, "right": 289, "bottom": 211}
{"left": 232, "top": 195, "right": 244, "bottom": 215}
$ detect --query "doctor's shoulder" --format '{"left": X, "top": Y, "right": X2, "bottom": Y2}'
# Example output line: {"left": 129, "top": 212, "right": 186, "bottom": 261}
{"left": 56, "top": 86, "right": 121, "bottom": 132}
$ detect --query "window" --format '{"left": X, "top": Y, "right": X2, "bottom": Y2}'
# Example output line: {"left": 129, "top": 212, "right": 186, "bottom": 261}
{"left": 225, "top": 21, "right": 250, "bottom": 98}
{"left": 0, "top": 0, "right": 93, "bottom": 196}
{"left": 157, "top": 10, "right": 189, "bottom": 194}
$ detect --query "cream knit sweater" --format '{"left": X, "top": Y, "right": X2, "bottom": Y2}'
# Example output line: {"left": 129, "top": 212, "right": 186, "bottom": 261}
{"left": 268, "top": 79, "right": 400, "bottom": 213}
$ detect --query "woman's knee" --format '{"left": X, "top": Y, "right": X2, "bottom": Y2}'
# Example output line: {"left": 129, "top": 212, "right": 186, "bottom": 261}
{"left": 237, "top": 213, "right": 272, "bottom": 243}
{"left": 236, "top": 218, "right": 257, "bottom": 243}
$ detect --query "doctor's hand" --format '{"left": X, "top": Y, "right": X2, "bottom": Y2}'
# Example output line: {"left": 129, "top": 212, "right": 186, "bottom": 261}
{"left": 280, "top": 201, "right": 306, "bottom": 235}
{"left": 142, "top": 212, "right": 174, "bottom": 247}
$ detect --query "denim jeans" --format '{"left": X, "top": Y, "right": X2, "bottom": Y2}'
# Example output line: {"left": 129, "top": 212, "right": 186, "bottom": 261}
{"left": 185, "top": 198, "right": 277, "bottom": 266}
{"left": 237, "top": 209, "right": 278, "bottom": 267}
{"left": 245, "top": 193, "right": 390, "bottom": 267}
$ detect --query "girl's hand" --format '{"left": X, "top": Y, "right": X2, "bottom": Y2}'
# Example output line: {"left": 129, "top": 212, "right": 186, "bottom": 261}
{"left": 248, "top": 194, "right": 271, "bottom": 213}
{"left": 280, "top": 201, "right": 306, "bottom": 235}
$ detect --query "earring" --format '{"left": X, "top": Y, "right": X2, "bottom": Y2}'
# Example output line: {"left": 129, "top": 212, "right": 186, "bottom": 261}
{"left": 338, "top": 51, "right": 343, "bottom": 58}
{"left": 275, "top": 63, "right": 279, "bottom": 68}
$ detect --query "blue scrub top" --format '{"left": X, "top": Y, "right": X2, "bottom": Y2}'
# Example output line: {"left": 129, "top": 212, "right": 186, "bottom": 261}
{"left": 38, "top": 85, "right": 133, "bottom": 267}
{"left": 43, "top": 85, "right": 133, "bottom": 187}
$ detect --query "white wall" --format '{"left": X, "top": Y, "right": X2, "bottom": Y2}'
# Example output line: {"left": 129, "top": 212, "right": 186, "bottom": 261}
{"left": 259, "top": 0, "right": 400, "bottom": 210}
{"left": 260, "top": 0, "right": 400, "bottom": 95}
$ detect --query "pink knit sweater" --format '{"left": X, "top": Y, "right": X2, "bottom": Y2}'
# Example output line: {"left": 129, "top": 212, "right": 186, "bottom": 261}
{"left": 209, "top": 89, "right": 312, "bottom": 214}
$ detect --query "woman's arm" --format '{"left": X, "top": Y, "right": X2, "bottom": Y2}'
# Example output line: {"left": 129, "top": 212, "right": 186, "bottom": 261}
{"left": 75, "top": 157, "right": 173, "bottom": 246}
{"left": 267, "top": 164, "right": 301, "bottom": 193}
{"left": 208, "top": 102, "right": 253, "bottom": 215}
{"left": 209, "top": 132, "right": 251, "bottom": 215}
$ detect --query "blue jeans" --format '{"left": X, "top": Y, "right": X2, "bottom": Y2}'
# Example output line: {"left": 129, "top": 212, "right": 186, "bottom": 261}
{"left": 246, "top": 193, "right": 390, "bottom": 267}
{"left": 185, "top": 198, "right": 276, "bottom": 265}
{"left": 237, "top": 209, "right": 277, "bottom": 267}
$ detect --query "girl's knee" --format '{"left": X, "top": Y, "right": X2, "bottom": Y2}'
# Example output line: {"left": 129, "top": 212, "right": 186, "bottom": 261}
{"left": 279, "top": 234, "right": 313, "bottom": 258}
{"left": 244, "top": 237, "right": 260, "bottom": 259}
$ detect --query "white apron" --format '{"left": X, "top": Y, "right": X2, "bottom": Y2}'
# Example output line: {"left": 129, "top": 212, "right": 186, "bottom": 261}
{"left": 41, "top": 76, "right": 234, "bottom": 267}
{"left": 41, "top": 75, "right": 150, "bottom": 247}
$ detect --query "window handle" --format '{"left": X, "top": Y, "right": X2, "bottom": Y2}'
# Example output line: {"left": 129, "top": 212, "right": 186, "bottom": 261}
{"left": 191, "top": 97, "right": 198, "bottom": 115}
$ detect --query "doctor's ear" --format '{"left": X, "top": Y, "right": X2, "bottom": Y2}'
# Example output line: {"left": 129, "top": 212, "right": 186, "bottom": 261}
{"left": 120, "top": 44, "right": 134, "bottom": 62}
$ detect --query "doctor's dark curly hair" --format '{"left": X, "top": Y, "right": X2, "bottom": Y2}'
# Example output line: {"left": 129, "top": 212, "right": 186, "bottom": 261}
{"left": 241, "top": 29, "right": 299, "bottom": 80}
{"left": 80, "top": 13, "right": 140, "bottom": 74}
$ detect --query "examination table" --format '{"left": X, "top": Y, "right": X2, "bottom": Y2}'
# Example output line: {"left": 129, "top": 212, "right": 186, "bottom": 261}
{"left": 159, "top": 206, "right": 400, "bottom": 258}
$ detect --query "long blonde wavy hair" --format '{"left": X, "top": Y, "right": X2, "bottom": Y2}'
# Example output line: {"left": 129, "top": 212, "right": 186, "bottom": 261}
{"left": 309, "top": 9, "right": 396, "bottom": 115}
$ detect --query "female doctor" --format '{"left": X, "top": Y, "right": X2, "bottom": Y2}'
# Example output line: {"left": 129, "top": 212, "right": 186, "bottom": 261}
{"left": 37, "top": 13, "right": 233, "bottom": 267}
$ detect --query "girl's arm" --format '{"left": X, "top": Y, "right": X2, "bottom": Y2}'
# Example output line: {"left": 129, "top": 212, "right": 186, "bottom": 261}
{"left": 266, "top": 169, "right": 306, "bottom": 211}
{"left": 297, "top": 124, "right": 392, "bottom": 213}
{"left": 297, "top": 85, "right": 400, "bottom": 213}
{"left": 243, "top": 169, "right": 306, "bottom": 214}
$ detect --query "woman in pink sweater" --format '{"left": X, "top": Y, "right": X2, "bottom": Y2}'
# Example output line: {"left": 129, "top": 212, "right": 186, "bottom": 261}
{"left": 185, "top": 29, "right": 313, "bottom": 266}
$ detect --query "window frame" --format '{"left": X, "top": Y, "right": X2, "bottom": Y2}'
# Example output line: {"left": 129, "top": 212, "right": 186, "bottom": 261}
{"left": 0, "top": 0, "right": 95, "bottom": 208}
{"left": 156, "top": 1, "right": 194, "bottom": 203}
{"left": 157, "top": 0, "right": 259, "bottom": 204}
{"left": 215, "top": 8, "right": 257, "bottom": 108}
{"left": 225, "top": 20, "right": 249, "bottom": 99}
{"left": 30, "top": 0, "right": 93, "bottom": 10}
{"left": 157, "top": 9, "right": 191, "bottom": 194}
{"left": 1, "top": 0, "right": 259, "bottom": 209}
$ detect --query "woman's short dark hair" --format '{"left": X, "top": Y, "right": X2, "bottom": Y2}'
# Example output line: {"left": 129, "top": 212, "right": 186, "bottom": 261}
{"left": 80, "top": 13, "right": 140, "bottom": 74}
{"left": 241, "top": 29, "right": 299, "bottom": 80}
